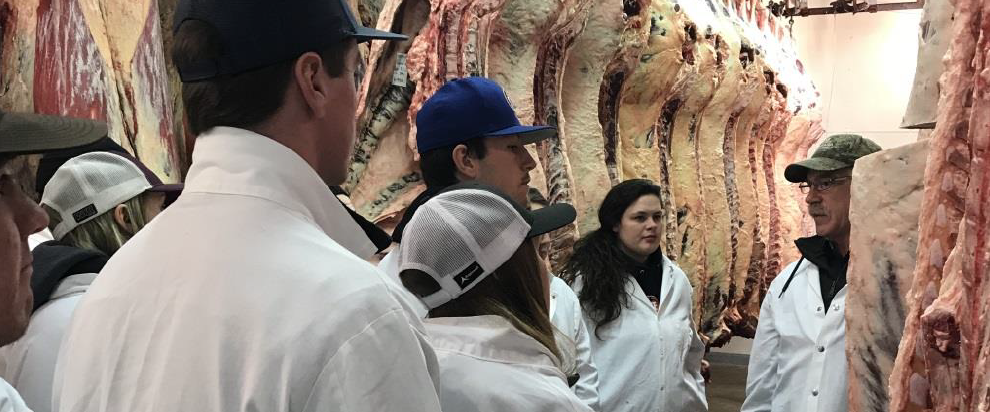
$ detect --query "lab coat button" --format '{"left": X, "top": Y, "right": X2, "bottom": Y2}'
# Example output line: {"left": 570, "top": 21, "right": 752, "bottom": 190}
{"left": 833, "top": 305, "right": 840, "bottom": 311}
{"left": 812, "top": 389, "right": 819, "bottom": 396}
{"left": 817, "top": 346, "right": 825, "bottom": 352}
{"left": 816, "top": 306, "right": 823, "bottom": 312}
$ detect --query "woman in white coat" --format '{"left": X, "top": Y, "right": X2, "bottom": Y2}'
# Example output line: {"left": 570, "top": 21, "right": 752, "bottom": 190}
{"left": 0, "top": 149, "right": 179, "bottom": 412}
{"left": 398, "top": 182, "right": 591, "bottom": 412}
{"left": 559, "top": 179, "right": 708, "bottom": 412}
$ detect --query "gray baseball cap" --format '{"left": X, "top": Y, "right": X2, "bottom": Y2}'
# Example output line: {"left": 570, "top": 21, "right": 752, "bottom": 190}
{"left": 0, "top": 111, "right": 107, "bottom": 156}
{"left": 784, "top": 134, "right": 881, "bottom": 183}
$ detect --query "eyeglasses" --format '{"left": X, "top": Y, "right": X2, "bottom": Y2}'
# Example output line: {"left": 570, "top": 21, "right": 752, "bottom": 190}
{"left": 798, "top": 176, "right": 851, "bottom": 194}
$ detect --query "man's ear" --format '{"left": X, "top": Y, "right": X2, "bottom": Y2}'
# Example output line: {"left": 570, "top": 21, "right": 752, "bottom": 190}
{"left": 293, "top": 52, "right": 330, "bottom": 118}
{"left": 451, "top": 144, "right": 480, "bottom": 180}
{"left": 113, "top": 204, "right": 136, "bottom": 236}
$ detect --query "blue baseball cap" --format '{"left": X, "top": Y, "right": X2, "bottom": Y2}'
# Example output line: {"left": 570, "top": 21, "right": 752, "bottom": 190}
{"left": 415, "top": 77, "right": 557, "bottom": 154}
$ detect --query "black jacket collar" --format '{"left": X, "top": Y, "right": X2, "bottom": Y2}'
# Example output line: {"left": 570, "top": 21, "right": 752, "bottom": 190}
{"left": 31, "top": 241, "right": 108, "bottom": 313}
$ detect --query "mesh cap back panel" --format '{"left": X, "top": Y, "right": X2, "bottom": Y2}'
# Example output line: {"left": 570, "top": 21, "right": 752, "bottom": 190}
{"left": 436, "top": 192, "right": 516, "bottom": 249}
{"left": 398, "top": 188, "right": 532, "bottom": 309}
{"left": 404, "top": 205, "right": 478, "bottom": 279}
{"left": 42, "top": 152, "right": 152, "bottom": 239}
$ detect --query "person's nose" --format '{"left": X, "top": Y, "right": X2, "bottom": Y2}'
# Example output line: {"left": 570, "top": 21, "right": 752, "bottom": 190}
{"left": 520, "top": 148, "right": 536, "bottom": 172}
{"left": 18, "top": 197, "right": 49, "bottom": 239}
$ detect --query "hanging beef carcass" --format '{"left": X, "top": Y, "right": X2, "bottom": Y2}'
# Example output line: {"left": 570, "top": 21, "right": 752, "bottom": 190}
{"left": 598, "top": 0, "right": 653, "bottom": 185}
{"left": 532, "top": 0, "right": 596, "bottom": 269}
{"left": 31, "top": 0, "right": 182, "bottom": 181}
{"left": 910, "top": 1, "right": 989, "bottom": 409}
{"left": 559, "top": 1, "right": 626, "bottom": 234}
{"left": 666, "top": 1, "right": 720, "bottom": 326}
{"left": 733, "top": 67, "right": 781, "bottom": 336}
{"left": 846, "top": 140, "right": 930, "bottom": 412}
{"left": 484, "top": 0, "right": 590, "bottom": 269}
{"left": 348, "top": 0, "right": 432, "bottom": 219}
{"left": 616, "top": 0, "right": 689, "bottom": 261}
{"left": 761, "top": 83, "right": 790, "bottom": 292}
{"left": 694, "top": 5, "right": 744, "bottom": 344}
{"left": 902, "top": 0, "right": 956, "bottom": 129}
{"left": 888, "top": 0, "right": 981, "bottom": 408}
{"left": 723, "top": 46, "right": 770, "bottom": 338}
{"left": 617, "top": 0, "right": 688, "bottom": 186}
{"left": 967, "top": 5, "right": 990, "bottom": 409}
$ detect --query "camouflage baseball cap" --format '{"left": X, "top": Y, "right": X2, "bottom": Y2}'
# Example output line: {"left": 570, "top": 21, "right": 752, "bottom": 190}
{"left": 784, "top": 134, "right": 881, "bottom": 183}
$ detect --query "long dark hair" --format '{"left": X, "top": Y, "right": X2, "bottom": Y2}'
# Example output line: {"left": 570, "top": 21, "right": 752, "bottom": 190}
{"left": 560, "top": 179, "right": 663, "bottom": 338}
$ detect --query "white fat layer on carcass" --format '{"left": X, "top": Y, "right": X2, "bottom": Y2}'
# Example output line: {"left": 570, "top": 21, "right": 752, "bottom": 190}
{"left": 695, "top": 6, "right": 744, "bottom": 342}
{"left": 902, "top": 0, "right": 955, "bottom": 128}
{"left": 846, "top": 139, "right": 928, "bottom": 412}
{"left": 678, "top": 0, "right": 717, "bottom": 29}
{"left": 559, "top": 0, "right": 624, "bottom": 234}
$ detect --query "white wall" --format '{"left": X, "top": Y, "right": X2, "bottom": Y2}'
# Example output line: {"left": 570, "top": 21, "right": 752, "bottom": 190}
{"left": 791, "top": 10, "right": 923, "bottom": 149}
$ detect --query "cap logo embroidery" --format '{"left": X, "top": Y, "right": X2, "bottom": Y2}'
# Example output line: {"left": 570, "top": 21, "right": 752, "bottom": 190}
{"left": 72, "top": 204, "right": 98, "bottom": 223}
{"left": 453, "top": 262, "right": 485, "bottom": 288}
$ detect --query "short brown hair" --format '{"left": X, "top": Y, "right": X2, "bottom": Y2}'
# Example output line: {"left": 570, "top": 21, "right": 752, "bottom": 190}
{"left": 172, "top": 20, "right": 352, "bottom": 135}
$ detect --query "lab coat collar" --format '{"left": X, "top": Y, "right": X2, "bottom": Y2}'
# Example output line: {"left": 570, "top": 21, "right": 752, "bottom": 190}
{"left": 185, "top": 127, "right": 376, "bottom": 259}
{"left": 425, "top": 315, "right": 565, "bottom": 381}
{"left": 49, "top": 273, "right": 96, "bottom": 301}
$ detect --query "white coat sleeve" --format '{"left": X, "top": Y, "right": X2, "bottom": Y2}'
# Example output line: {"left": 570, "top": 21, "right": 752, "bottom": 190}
{"left": 302, "top": 308, "right": 442, "bottom": 412}
{"left": 569, "top": 297, "right": 601, "bottom": 412}
{"left": 741, "top": 291, "right": 780, "bottom": 412}
{"left": 682, "top": 287, "right": 709, "bottom": 412}
{"left": 0, "top": 379, "right": 32, "bottom": 412}
{"left": 687, "top": 317, "right": 707, "bottom": 396}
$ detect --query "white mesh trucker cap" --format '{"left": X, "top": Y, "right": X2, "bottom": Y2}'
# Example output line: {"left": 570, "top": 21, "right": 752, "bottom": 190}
{"left": 41, "top": 152, "right": 176, "bottom": 240}
{"left": 398, "top": 182, "right": 576, "bottom": 309}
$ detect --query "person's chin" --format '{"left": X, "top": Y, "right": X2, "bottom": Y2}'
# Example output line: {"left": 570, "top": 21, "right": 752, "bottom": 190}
{"left": 814, "top": 225, "right": 833, "bottom": 238}
{"left": 639, "top": 243, "right": 659, "bottom": 255}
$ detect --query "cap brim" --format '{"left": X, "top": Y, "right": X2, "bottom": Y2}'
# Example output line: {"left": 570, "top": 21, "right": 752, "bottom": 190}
{"left": 147, "top": 183, "right": 183, "bottom": 207}
{"left": 485, "top": 125, "right": 557, "bottom": 144}
{"left": 784, "top": 158, "right": 852, "bottom": 183}
{"left": 350, "top": 26, "right": 408, "bottom": 43}
{"left": 527, "top": 203, "right": 576, "bottom": 238}
{"left": 148, "top": 183, "right": 184, "bottom": 194}
{"left": 0, "top": 112, "right": 107, "bottom": 155}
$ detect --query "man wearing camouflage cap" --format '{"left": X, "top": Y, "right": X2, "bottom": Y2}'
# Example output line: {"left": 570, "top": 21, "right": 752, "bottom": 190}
{"left": 742, "top": 134, "right": 881, "bottom": 412}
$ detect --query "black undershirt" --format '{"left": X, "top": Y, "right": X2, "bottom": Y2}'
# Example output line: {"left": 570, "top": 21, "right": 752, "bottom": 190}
{"left": 794, "top": 236, "right": 849, "bottom": 310}
{"left": 628, "top": 252, "right": 665, "bottom": 308}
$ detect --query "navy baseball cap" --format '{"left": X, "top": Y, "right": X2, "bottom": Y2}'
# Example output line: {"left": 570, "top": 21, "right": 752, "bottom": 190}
{"left": 415, "top": 77, "right": 557, "bottom": 154}
{"left": 173, "top": 0, "right": 407, "bottom": 82}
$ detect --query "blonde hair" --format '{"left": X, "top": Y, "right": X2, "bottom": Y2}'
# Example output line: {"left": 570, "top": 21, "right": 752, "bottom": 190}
{"left": 402, "top": 239, "right": 563, "bottom": 364}
{"left": 43, "top": 193, "right": 152, "bottom": 256}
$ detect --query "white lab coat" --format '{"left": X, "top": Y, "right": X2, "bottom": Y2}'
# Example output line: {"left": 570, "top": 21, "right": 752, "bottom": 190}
{"left": 0, "top": 378, "right": 30, "bottom": 412}
{"left": 52, "top": 127, "right": 442, "bottom": 412}
{"left": 425, "top": 315, "right": 593, "bottom": 412}
{"left": 26, "top": 229, "right": 52, "bottom": 251}
{"left": 0, "top": 273, "right": 93, "bottom": 412}
{"left": 741, "top": 259, "right": 848, "bottom": 412}
{"left": 569, "top": 255, "right": 708, "bottom": 412}
{"left": 549, "top": 276, "right": 601, "bottom": 411}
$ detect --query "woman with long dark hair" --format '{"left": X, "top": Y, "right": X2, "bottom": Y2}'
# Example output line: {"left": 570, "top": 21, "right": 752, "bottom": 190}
{"left": 398, "top": 182, "right": 590, "bottom": 412}
{"left": 560, "top": 179, "right": 707, "bottom": 412}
